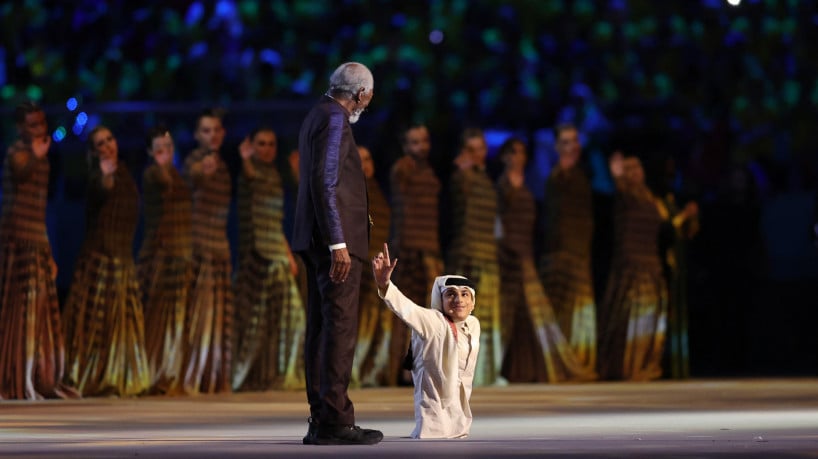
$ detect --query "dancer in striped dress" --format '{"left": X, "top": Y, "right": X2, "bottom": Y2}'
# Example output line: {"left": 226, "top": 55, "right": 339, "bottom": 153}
{"left": 388, "top": 124, "right": 443, "bottom": 386}
{"left": 352, "top": 145, "right": 392, "bottom": 387}
{"left": 232, "top": 127, "right": 305, "bottom": 391}
{"left": 138, "top": 127, "right": 193, "bottom": 394}
{"left": 539, "top": 124, "right": 598, "bottom": 375}
{"left": 447, "top": 128, "right": 502, "bottom": 387}
{"left": 496, "top": 138, "right": 597, "bottom": 383}
{"left": 659, "top": 187, "right": 700, "bottom": 379}
{"left": 179, "top": 109, "right": 233, "bottom": 394}
{"left": 598, "top": 152, "right": 690, "bottom": 381}
{"left": 63, "top": 125, "right": 150, "bottom": 396}
{"left": 0, "top": 102, "right": 79, "bottom": 400}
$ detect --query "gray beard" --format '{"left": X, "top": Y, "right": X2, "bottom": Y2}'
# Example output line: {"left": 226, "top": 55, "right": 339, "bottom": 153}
{"left": 348, "top": 109, "right": 364, "bottom": 124}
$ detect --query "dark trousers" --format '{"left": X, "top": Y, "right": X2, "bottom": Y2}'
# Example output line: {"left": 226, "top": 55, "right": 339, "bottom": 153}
{"left": 302, "top": 246, "right": 363, "bottom": 427}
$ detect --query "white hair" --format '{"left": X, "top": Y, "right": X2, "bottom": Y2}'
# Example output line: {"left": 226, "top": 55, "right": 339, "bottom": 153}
{"left": 328, "top": 62, "right": 374, "bottom": 99}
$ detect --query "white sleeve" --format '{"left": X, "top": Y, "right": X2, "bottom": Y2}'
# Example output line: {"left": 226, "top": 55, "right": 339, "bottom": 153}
{"left": 379, "top": 281, "right": 442, "bottom": 340}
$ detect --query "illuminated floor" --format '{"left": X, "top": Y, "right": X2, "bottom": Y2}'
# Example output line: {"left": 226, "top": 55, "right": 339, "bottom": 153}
{"left": 1, "top": 379, "right": 816, "bottom": 457}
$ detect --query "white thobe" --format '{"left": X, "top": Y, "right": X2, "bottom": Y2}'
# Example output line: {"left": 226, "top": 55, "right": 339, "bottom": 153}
{"left": 379, "top": 282, "right": 480, "bottom": 438}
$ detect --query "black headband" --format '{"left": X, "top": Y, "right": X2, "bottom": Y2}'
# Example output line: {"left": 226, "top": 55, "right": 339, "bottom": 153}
{"left": 443, "top": 277, "right": 476, "bottom": 291}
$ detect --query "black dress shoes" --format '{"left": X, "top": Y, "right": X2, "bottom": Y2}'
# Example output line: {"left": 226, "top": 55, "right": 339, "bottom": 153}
{"left": 313, "top": 424, "right": 383, "bottom": 445}
{"left": 302, "top": 418, "right": 319, "bottom": 445}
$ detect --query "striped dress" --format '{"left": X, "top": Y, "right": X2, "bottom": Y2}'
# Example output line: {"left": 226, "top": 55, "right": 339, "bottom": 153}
{"left": 661, "top": 193, "right": 699, "bottom": 379}
{"left": 598, "top": 188, "right": 668, "bottom": 381}
{"left": 352, "top": 175, "right": 392, "bottom": 387}
{"left": 232, "top": 158, "right": 305, "bottom": 391}
{"left": 63, "top": 164, "right": 150, "bottom": 397}
{"left": 447, "top": 165, "right": 501, "bottom": 387}
{"left": 387, "top": 156, "right": 443, "bottom": 385}
{"left": 180, "top": 149, "right": 233, "bottom": 394}
{"left": 137, "top": 163, "right": 193, "bottom": 394}
{"left": 0, "top": 141, "right": 78, "bottom": 400}
{"left": 497, "top": 176, "right": 597, "bottom": 382}
{"left": 540, "top": 166, "right": 597, "bottom": 374}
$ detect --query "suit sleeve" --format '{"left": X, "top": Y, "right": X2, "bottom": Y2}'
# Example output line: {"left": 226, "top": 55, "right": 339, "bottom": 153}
{"left": 310, "top": 111, "right": 347, "bottom": 246}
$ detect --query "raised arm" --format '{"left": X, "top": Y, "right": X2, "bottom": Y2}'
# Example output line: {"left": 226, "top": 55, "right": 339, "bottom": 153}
{"left": 9, "top": 150, "right": 35, "bottom": 181}
{"left": 184, "top": 152, "right": 217, "bottom": 187}
{"left": 372, "top": 243, "right": 440, "bottom": 339}
{"left": 9, "top": 137, "right": 50, "bottom": 181}
{"left": 239, "top": 137, "right": 257, "bottom": 180}
{"left": 609, "top": 150, "right": 627, "bottom": 192}
{"left": 144, "top": 164, "right": 172, "bottom": 197}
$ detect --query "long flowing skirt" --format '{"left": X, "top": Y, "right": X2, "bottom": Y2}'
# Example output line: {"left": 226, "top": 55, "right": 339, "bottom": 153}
{"left": 448, "top": 256, "right": 501, "bottom": 387}
{"left": 500, "top": 252, "right": 597, "bottom": 383}
{"left": 233, "top": 250, "right": 305, "bottom": 391}
{"left": 294, "top": 253, "right": 308, "bottom": 313}
{"left": 63, "top": 250, "right": 150, "bottom": 397}
{"left": 138, "top": 249, "right": 192, "bottom": 394}
{"left": 598, "top": 262, "right": 668, "bottom": 381}
{"left": 665, "top": 261, "right": 690, "bottom": 379}
{"left": 0, "top": 241, "right": 79, "bottom": 400}
{"left": 540, "top": 251, "right": 597, "bottom": 373}
{"left": 178, "top": 251, "right": 233, "bottom": 394}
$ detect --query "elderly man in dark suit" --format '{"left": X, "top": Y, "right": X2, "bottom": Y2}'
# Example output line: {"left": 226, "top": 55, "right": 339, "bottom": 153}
{"left": 292, "top": 62, "right": 382, "bottom": 446}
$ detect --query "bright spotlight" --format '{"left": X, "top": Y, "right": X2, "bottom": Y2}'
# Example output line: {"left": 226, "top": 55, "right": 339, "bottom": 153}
{"left": 727, "top": 0, "right": 741, "bottom": 5}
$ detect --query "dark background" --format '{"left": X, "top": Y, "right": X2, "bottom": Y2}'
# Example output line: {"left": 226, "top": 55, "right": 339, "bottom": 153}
{"left": 2, "top": 0, "right": 817, "bottom": 377}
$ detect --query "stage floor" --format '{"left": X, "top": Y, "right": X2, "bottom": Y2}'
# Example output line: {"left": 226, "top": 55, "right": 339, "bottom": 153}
{"left": 1, "top": 379, "right": 816, "bottom": 457}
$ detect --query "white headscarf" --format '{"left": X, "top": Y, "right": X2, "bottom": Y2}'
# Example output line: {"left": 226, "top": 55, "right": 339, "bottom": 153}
{"left": 429, "top": 275, "right": 476, "bottom": 314}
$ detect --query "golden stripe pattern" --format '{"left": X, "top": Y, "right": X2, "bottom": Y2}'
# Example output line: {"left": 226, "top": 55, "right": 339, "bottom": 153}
{"left": 353, "top": 177, "right": 392, "bottom": 387}
{"left": 598, "top": 193, "right": 668, "bottom": 381}
{"left": 233, "top": 251, "right": 305, "bottom": 391}
{"left": 540, "top": 167, "right": 597, "bottom": 372}
{"left": 389, "top": 158, "right": 441, "bottom": 253}
{"left": 138, "top": 164, "right": 193, "bottom": 394}
{"left": 447, "top": 166, "right": 501, "bottom": 386}
{"left": 237, "top": 159, "right": 287, "bottom": 260}
{"left": 388, "top": 158, "right": 443, "bottom": 385}
{"left": 0, "top": 141, "right": 50, "bottom": 246}
{"left": 183, "top": 149, "right": 231, "bottom": 256}
{"left": 140, "top": 165, "right": 193, "bottom": 258}
{"left": 497, "top": 177, "right": 597, "bottom": 382}
{"left": 0, "top": 142, "right": 77, "bottom": 399}
{"left": 233, "top": 161, "right": 305, "bottom": 391}
{"left": 63, "top": 166, "right": 150, "bottom": 396}
{"left": 448, "top": 167, "right": 498, "bottom": 262}
{"left": 179, "top": 149, "right": 233, "bottom": 394}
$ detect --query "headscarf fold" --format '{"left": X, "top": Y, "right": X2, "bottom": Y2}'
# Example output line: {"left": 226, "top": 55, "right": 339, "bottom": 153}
{"left": 429, "top": 275, "right": 476, "bottom": 313}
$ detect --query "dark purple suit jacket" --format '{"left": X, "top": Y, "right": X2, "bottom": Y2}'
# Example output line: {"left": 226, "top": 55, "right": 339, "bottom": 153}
{"left": 292, "top": 95, "right": 369, "bottom": 260}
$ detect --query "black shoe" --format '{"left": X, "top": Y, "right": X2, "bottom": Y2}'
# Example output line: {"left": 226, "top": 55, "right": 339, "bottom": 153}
{"left": 302, "top": 417, "right": 318, "bottom": 445}
{"left": 313, "top": 425, "right": 383, "bottom": 445}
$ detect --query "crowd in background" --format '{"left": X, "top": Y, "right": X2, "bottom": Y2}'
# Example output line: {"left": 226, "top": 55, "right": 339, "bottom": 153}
{"left": 1, "top": 100, "right": 704, "bottom": 400}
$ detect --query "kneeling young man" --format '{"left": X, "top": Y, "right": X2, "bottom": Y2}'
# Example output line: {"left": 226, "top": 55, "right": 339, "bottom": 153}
{"left": 371, "top": 243, "right": 480, "bottom": 438}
